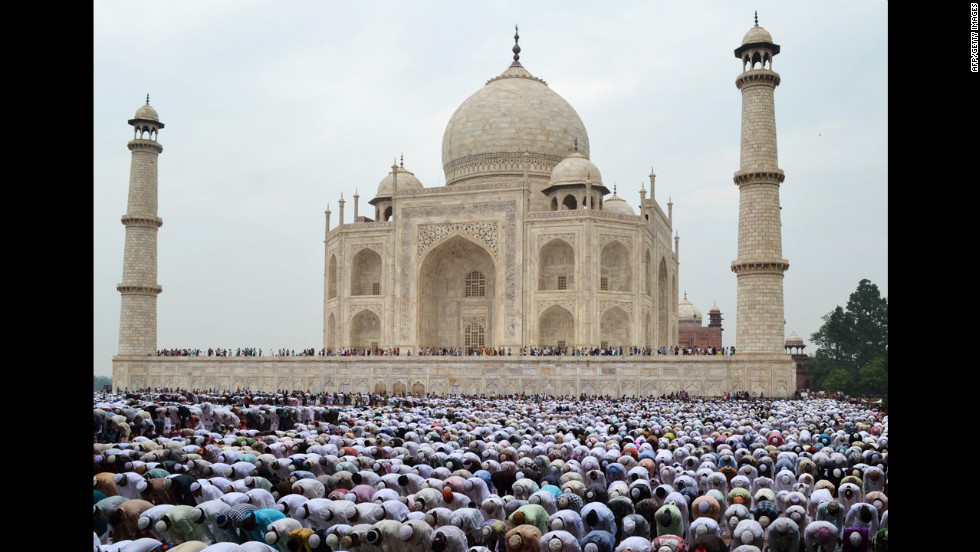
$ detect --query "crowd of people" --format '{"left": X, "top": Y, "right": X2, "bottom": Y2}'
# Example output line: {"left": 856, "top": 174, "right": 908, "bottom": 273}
{"left": 93, "top": 389, "right": 887, "bottom": 551}
{"left": 157, "top": 349, "right": 322, "bottom": 358}
{"left": 155, "top": 346, "right": 738, "bottom": 359}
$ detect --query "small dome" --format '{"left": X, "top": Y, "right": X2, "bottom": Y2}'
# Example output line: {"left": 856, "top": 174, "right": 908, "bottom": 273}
{"left": 549, "top": 151, "right": 602, "bottom": 187}
{"left": 375, "top": 165, "right": 423, "bottom": 199}
{"left": 785, "top": 332, "right": 804, "bottom": 347}
{"left": 602, "top": 193, "right": 635, "bottom": 216}
{"left": 742, "top": 24, "right": 773, "bottom": 46}
{"left": 709, "top": 303, "right": 721, "bottom": 313}
{"left": 133, "top": 103, "right": 160, "bottom": 122}
{"left": 678, "top": 294, "right": 702, "bottom": 322}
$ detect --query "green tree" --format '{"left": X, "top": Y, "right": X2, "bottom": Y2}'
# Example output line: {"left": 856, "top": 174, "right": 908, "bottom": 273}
{"left": 808, "top": 279, "right": 887, "bottom": 395}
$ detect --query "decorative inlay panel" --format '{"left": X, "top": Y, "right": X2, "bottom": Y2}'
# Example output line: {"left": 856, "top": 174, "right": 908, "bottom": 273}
{"left": 537, "top": 233, "right": 576, "bottom": 250}
{"left": 600, "top": 234, "right": 633, "bottom": 252}
{"left": 599, "top": 300, "right": 632, "bottom": 316}
{"left": 536, "top": 299, "right": 576, "bottom": 316}
{"left": 418, "top": 222, "right": 498, "bottom": 258}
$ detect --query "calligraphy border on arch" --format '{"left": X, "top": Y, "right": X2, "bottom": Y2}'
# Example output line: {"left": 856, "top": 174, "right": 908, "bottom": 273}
{"left": 599, "top": 300, "right": 633, "bottom": 317}
{"left": 349, "top": 302, "right": 384, "bottom": 320}
{"left": 599, "top": 234, "right": 633, "bottom": 252}
{"left": 348, "top": 242, "right": 385, "bottom": 259}
{"left": 418, "top": 222, "right": 498, "bottom": 258}
{"left": 536, "top": 232, "right": 576, "bottom": 251}
{"left": 536, "top": 299, "right": 577, "bottom": 317}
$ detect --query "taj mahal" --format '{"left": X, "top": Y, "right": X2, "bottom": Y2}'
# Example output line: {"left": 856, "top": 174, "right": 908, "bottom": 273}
{"left": 111, "top": 19, "right": 796, "bottom": 397}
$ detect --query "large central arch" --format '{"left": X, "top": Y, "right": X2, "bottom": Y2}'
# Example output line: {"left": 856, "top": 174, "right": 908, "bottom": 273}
{"left": 418, "top": 235, "right": 495, "bottom": 349}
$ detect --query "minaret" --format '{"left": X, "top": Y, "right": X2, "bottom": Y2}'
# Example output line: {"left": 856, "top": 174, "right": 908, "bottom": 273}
{"left": 731, "top": 14, "right": 790, "bottom": 353}
{"left": 117, "top": 95, "right": 164, "bottom": 356}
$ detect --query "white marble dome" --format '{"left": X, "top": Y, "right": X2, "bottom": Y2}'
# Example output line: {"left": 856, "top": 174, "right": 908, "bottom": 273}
{"left": 603, "top": 193, "right": 635, "bottom": 216}
{"left": 375, "top": 165, "right": 423, "bottom": 198}
{"left": 549, "top": 151, "right": 601, "bottom": 187}
{"left": 678, "top": 295, "right": 702, "bottom": 322}
{"left": 133, "top": 103, "right": 160, "bottom": 122}
{"left": 742, "top": 24, "right": 773, "bottom": 45}
{"left": 442, "top": 61, "right": 589, "bottom": 186}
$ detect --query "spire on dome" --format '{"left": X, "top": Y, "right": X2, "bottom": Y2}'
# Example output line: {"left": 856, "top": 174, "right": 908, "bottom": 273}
{"left": 400, "top": 154, "right": 404, "bottom": 168}
{"left": 754, "top": 11, "right": 759, "bottom": 26}
{"left": 146, "top": 93, "right": 150, "bottom": 105}
{"left": 512, "top": 25, "right": 521, "bottom": 62}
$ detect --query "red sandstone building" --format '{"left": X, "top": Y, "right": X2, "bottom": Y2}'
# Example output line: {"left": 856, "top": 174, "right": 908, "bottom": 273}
{"left": 677, "top": 293, "right": 723, "bottom": 350}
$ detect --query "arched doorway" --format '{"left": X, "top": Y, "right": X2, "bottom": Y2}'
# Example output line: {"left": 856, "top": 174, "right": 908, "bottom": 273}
{"left": 539, "top": 305, "right": 574, "bottom": 349}
{"left": 600, "top": 241, "right": 632, "bottom": 292}
{"left": 351, "top": 309, "right": 381, "bottom": 350}
{"left": 328, "top": 255, "right": 337, "bottom": 299}
{"left": 600, "top": 306, "right": 630, "bottom": 350}
{"left": 538, "top": 239, "right": 574, "bottom": 291}
{"left": 326, "top": 313, "right": 336, "bottom": 349}
{"left": 658, "top": 257, "right": 668, "bottom": 347}
{"left": 351, "top": 249, "right": 383, "bottom": 296}
{"left": 418, "top": 235, "right": 495, "bottom": 349}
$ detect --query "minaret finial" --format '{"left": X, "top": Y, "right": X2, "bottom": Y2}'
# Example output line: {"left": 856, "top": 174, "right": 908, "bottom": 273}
{"left": 754, "top": 11, "right": 758, "bottom": 26}
{"left": 512, "top": 24, "right": 521, "bottom": 62}
{"left": 146, "top": 93, "right": 150, "bottom": 105}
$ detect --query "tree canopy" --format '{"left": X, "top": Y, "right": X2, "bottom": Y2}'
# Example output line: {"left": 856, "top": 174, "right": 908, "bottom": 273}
{"left": 807, "top": 279, "right": 887, "bottom": 396}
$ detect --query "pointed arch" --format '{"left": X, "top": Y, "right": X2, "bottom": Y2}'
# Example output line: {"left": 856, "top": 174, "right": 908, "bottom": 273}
{"left": 328, "top": 255, "right": 337, "bottom": 299}
{"left": 600, "top": 306, "right": 630, "bottom": 349}
{"left": 658, "top": 257, "right": 668, "bottom": 347}
{"left": 645, "top": 249, "right": 653, "bottom": 296}
{"left": 351, "top": 248, "right": 382, "bottom": 296}
{"left": 539, "top": 305, "right": 574, "bottom": 348}
{"left": 538, "top": 238, "right": 575, "bottom": 291}
{"left": 326, "top": 313, "right": 336, "bottom": 349}
{"left": 600, "top": 241, "right": 632, "bottom": 292}
{"left": 562, "top": 194, "right": 578, "bottom": 210}
{"left": 351, "top": 309, "right": 380, "bottom": 350}
{"left": 418, "top": 235, "right": 495, "bottom": 349}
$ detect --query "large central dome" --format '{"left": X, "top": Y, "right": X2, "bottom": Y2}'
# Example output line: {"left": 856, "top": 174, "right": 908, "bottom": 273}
{"left": 442, "top": 60, "right": 590, "bottom": 186}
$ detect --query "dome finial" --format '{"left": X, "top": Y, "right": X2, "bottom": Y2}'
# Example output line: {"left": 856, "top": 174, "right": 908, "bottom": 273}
{"left": 684, "top": 290, "right": 688, "bottom": 300}
{"left": 754, "top": 11, "right": 759, "bottom": 27}
{"left": 512, "top": 24, "right": 521, "bottom": 62}
{"left": 574, "top": 138, "right": 578, "bottom": 152}
{"left": 146, "top": 93, "right": 150, "bottom": 105}
{"left": 400, "top": 153, "right": 404, "bottom": 168}
{"left": 613, "top": 183, "right": 617, "bottom": 195}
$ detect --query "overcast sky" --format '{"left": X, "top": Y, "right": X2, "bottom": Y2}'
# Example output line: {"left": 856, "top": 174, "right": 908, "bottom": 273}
{"left": 93, "top": 2, "right": 887, "bottom": 377}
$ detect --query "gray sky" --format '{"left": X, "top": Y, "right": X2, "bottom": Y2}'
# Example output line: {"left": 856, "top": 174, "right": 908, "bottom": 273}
{"left": 93, "top": 2, "right": 888, "bottom": 377}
